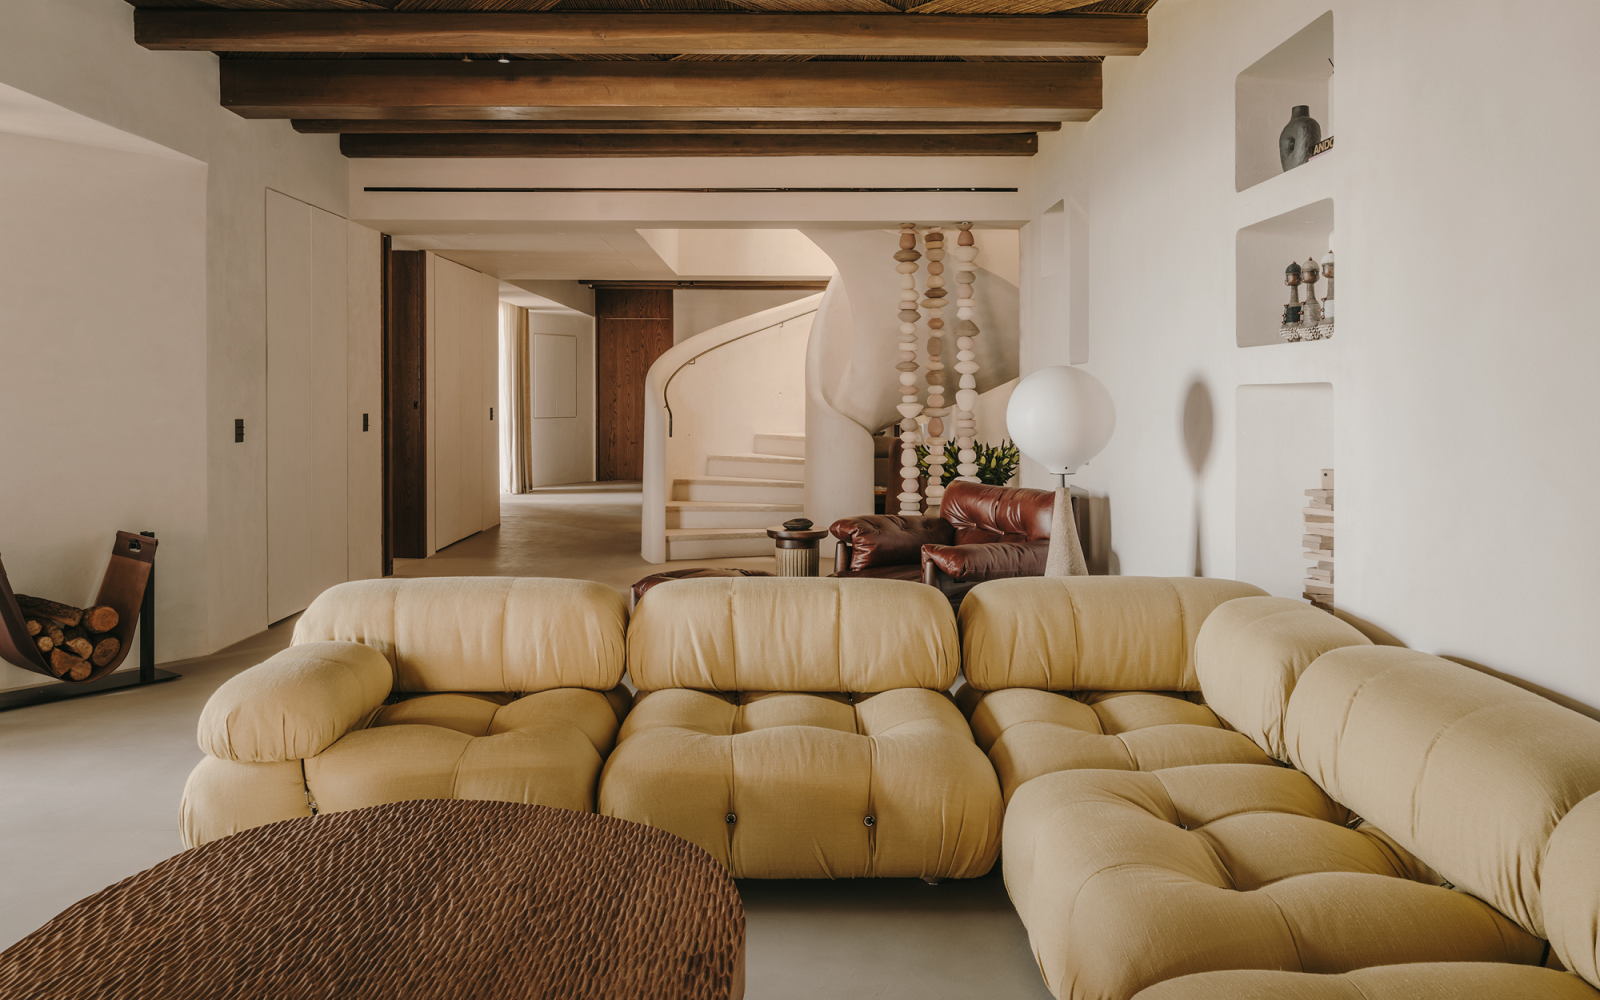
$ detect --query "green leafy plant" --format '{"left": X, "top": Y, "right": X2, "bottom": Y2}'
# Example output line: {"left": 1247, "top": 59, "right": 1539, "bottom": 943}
{"left": 914, "top": 439, "right": 1021, "bottom": 488}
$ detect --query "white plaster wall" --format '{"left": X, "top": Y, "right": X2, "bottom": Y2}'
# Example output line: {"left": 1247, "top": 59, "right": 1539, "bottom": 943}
{"left": 528, "top": 311, "right": 597, "bottom": 487}
{"left": 0, "top": 0, "right": 348, "bottom": 659}
{"left": 427, "top": 254, "right": 501, "bottom": 553}
{"left": 674, "top": 290, "right": 813, "bottom": 344}
{"left": 0, "top": 132, "right": 207, "bottom": 690}
{"left": 1022, "top": 0, "right": 1600, "bottom": 708}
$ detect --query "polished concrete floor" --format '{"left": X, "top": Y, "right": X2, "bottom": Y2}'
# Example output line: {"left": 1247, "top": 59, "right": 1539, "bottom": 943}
{"left": 0, "top": 483, "right": 1050, "bottom": 999}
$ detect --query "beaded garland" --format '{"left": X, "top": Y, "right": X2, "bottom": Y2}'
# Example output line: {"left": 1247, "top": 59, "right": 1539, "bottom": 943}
{"left": 952, "top": 224, "right": 982, "bottom": 482}
{"left": 893, "top": 223, "right": 925, "bottom": 515}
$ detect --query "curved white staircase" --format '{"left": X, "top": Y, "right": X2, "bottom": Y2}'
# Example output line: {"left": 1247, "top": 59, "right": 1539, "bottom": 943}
{"left": 665, "top": 433, "right": 804, "bottom": 560}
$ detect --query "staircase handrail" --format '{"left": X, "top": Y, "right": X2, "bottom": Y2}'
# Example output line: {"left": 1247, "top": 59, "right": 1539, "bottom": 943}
{"left": 662, "top": 308, "right": 819, "bottom": 437}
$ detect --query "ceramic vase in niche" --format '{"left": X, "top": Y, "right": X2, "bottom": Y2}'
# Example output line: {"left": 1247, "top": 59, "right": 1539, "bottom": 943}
{"left": 1279, "top": 105, "right": 1322, "bottom": 172}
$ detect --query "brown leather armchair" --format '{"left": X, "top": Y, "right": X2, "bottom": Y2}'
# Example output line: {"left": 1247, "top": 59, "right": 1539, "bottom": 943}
{"left": 831, "top": 481, "right": 1084, "bottom": 603}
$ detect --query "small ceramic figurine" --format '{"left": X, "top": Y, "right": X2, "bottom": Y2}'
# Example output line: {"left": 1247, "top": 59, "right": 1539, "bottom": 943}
{"left": 1281, "top": 261, "right": 1304, "bottom": 341}
{"left": 1320, "top": 250, "right": 1335, "bottom": 323}
{"left": 1301, "top": 257, "right": 1322, "bottom": 327}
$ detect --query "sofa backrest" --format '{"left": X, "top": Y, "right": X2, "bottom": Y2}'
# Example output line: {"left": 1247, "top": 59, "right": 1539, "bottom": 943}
{"left": 1195, "top": 596, "right": 1373, "bottom": 760}
{"left": 294, "top": 577, "right": 627, "bottom": 693}
{"left": 1285, "top": 646, "right": 1600, "bottom": 939}
{"left": 960, "top": 577, "right": 1266, "bottom": 692}
{"left": 1545, "top": 790, "right": 1600, "bottom": 989}
{"left": 939, "top": 480, "right": 1054, "bottom": 544}
{"left": 627, "top": 577, "right": 957, "bottom": 692}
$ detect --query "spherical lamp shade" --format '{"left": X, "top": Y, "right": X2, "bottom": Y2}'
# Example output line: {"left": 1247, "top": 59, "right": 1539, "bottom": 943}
{"left": 1005, "top": 366, "right": 1116, "bottom": 476}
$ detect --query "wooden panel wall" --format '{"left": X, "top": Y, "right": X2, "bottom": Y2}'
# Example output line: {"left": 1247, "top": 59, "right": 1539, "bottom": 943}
{"left": 385, "top": 248, "right": 427, "bottom": 559}
{"left": 595, "top": 287, "right": 673, "bottom": 481}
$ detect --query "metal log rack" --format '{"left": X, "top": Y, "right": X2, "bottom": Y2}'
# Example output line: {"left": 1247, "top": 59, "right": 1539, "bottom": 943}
{"left": 0, "top": 531, "right": 178, "bottom": 712}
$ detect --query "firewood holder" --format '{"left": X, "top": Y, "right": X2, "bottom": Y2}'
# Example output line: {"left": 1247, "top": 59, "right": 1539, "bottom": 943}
{"left": 0, "top": 531, "right": 178, "bottom": 712}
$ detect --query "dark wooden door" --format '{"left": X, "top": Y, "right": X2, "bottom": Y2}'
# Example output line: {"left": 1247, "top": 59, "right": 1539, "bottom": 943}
{"left": 595, "top": 288, "right": 674, "bottom": 481}
{"left": 385, "top": 248, "right": 427, "bottom": 560}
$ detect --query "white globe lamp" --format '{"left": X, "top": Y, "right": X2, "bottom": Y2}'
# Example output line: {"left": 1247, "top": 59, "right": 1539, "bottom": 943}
{"left": 1005, "top": 366, "right": 1116, "bottom": 575}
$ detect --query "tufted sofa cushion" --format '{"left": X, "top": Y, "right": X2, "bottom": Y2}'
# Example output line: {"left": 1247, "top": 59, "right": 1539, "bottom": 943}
{"left": 1003, "top": 764, "right": 1543, "bottom": 1000}
{"left": 294, "top": 577, "right": 628, "bottom": 693}
{"left": 600, "top": 688, "right": 1001, "bottom": 879}
{"left": 957, "top": 578, "right": 1273, "bottom": 799}
{"left": 627, "top": 576, "right": 958, "bottom": 693}
{"left": 1286, "top": 646, "right": 1600, "bottom": 939}
{"left": 1129, "top": 964, "right": 1599, "bottom": 1000}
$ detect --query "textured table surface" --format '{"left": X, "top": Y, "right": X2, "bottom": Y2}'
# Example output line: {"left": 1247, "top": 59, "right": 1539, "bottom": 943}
{"left": 0, "top": 799, "right": 745, "bottom": 1000}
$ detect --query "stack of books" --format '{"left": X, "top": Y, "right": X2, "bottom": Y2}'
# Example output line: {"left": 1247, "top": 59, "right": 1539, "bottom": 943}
{"left": 1303, "top": 468, "right": 1334, "bottom": 609}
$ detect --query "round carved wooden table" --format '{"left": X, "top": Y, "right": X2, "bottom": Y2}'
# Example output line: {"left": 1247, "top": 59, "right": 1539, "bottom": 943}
{"left": 0, "top": 799, "right": 746, "bottom": 1000}
{"left": 767, "top": 525, "right": 830, "bottom": 577}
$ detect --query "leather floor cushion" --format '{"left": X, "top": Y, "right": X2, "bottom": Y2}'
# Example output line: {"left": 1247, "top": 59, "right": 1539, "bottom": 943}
{"left": 1130, "top": 964, "right": 1598, "bottom": 1000}
{"left": 1003, "top": 763, "right": 1543, "bottom": 1000}
{"left": 303, "top": 689, "right": 628, "bottom": 815}
{"left": 963, "top": 687, "right": 1273, "bottom": 801}
{"left": 598, "top": 688, "right": 1002, "bottom": 879}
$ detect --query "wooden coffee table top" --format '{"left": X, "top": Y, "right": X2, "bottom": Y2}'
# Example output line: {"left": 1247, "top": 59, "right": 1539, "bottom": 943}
{"left": 0, "top": 800, "right": 746, "bottom": 1000}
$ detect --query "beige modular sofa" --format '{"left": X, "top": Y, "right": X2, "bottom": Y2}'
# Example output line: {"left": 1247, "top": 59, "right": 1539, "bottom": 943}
{"left": 1001, "top": 593, "right": 1600, "bottom": 1000}
{"left": 957, "top": 578, "right": 1307, "bottom": 802}
{"left": 599, "top": 576, "right": 1003, "bottom": 879}
{"left": 180, "top": 578, "right": 630, "bottom": 847}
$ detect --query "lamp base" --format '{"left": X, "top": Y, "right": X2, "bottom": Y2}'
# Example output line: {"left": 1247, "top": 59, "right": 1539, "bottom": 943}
{"left": 1044, "top": 487, "right": 1089, "bottom": 577}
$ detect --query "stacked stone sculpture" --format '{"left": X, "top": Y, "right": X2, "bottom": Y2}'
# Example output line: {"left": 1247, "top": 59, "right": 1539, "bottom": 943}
{"left": 893, "top": 223, "right": 925, "bottom": 515}
{"left": 921, "top": 227, "right": 949, "bottom": 507}
{"left": 952, "top": 224, "right": 982, "bottom": 481}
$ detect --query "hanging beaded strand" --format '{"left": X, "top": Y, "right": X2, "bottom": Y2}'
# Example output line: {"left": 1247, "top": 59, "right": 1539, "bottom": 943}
{"left": 920, "top": 227, "right": 949, "bottom": 509}
{"left": 952, "top": 224, "right": 982, "bottom": 482}
{"left": 893, "top": 224, "right": 925, "bottom": 515}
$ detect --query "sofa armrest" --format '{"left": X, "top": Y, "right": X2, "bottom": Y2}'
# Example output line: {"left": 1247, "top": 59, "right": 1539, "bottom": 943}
{"left": 834, "top": 540, "right": 853, "bottom": 577}
{"left": 921, "top": 540, "right": 1049, "bottom": 583}
{"left": 829, "top": 515, "right": 955, "bottom": 571}
{"left": 198, "top": 641, "right": 393, "bottom": 763}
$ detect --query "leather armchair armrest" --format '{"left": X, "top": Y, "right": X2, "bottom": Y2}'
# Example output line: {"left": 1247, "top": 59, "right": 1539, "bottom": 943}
{"left": 835, "top": 540, "right": 853, "bottom": 576}
{"left": 198, "top": 641, "right": 393, "bottom": 762}
{"left": 829, "top": 515, "right": 955, "bottom": 571}
{"left": 921, "top": 540, "right": 1050, "bottom": 583}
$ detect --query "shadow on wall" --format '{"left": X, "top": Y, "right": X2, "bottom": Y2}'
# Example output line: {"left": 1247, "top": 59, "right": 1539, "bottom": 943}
{"left": 1181, "top": 379, "right": 1215, "bottom": 577}
{"left": 1078, "top": 494, "right": 1118, "bottom": 575}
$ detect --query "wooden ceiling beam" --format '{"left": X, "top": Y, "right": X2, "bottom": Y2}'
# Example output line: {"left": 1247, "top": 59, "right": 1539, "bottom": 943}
{"left": 136, "top": 11, "right": 1145, "bottom": 58}
{"left": 296, "top": 118, "right": 1064, "bottom": 134}
{"left": 220, "top": 59, "right": 1101, "bottom": 121}
{"left": 339, "top": 132, "right": 1039, "bottom": 156}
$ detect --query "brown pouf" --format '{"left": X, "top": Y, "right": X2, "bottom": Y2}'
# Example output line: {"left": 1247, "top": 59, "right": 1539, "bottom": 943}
{"left": 0, "top": 799, "right": 745, "bottom": 1000}
{"left": 630, "top": 567, "right": 773, "bottom": 610}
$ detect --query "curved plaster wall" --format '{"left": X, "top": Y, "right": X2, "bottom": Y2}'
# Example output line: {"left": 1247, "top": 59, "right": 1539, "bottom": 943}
{"left": 641, "top": 294, "right": 822, "bottom": 563}
{"left": 800, "top": 229, "right": 1021, "bottom": 548}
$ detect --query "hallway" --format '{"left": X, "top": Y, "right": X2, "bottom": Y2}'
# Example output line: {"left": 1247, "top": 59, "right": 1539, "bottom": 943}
{"left": 397, "top": 481, "right": 778, "bottom": 593}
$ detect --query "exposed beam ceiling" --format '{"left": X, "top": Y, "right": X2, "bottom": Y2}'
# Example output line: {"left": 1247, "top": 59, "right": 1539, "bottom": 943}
{"left": 297, "top": 119, "right": 1064, "bottom": 133}
{"left": 221, "top": 59, "right": 1102, "bottom": 121}
{"left": 340, "top": 132, "right": 1037, "bottom": 155}
{"left": 135, "top": 11, "right": 1145, "bottom": 58}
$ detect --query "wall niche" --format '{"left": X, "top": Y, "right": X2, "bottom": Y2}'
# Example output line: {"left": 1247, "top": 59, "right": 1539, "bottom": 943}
{"left": 1236, "top": 11, "right": 1334, "bottom": 193}
{"left": 1235, "top": 382, "right": 1334, "bottom": 601}
{"left": 1236, "top": 197, "right": 1334, "bottom": 348}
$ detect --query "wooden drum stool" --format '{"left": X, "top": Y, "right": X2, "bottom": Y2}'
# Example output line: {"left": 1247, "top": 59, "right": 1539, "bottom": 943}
{"left": 767, "top": 518, "right": 829, "bottom": 577}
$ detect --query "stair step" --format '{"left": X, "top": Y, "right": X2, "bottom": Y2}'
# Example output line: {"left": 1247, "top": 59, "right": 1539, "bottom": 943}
{"left": 673, "top": 476, "right": 804, "bottom": 504}
{"left": 753, "top": 433, "right": 806, "bottom": 458}
{"left": 665, "top": 527, "right": 774, "bottom": 560}
{"left": 706, "top": 453, "right": 805, "bottom": 482}
{"left": 667, "top": 500, "right": 803, "bottom": 529}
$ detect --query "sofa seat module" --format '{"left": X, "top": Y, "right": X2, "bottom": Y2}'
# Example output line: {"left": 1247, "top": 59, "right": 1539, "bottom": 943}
{"left": 958, "top": 577, "right": 1303, "bottom": 802}
{"left": 600, "top": 577, "right": 1003, "bottom": 880}
{"left": 181, "top": 578, "right": 630, "bottom": 848}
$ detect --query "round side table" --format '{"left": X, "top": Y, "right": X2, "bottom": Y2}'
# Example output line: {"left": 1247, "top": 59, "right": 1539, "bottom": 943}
{"left": 767, "top": 521, "right": 830, "bottom": 577}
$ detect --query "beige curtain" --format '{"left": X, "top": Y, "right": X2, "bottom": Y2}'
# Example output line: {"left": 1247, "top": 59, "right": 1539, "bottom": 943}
{"left": 499, "top": 303, "right": 534, "bottom": 494}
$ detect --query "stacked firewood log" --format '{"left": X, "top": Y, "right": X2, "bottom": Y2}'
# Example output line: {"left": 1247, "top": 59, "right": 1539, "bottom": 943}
{"left": 18, "top": 595, "right": 120, "bottom": 681}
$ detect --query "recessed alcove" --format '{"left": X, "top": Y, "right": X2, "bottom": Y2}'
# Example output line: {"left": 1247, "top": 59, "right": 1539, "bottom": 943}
{"left": 1236, "top": 12, "right": 1334, "bottom": 193}
{"left": 1236, "top": 198, "right": 1334, "bottom": 347}
{"left": 1236, "top": 383, "right": 1334, "bottom": 601}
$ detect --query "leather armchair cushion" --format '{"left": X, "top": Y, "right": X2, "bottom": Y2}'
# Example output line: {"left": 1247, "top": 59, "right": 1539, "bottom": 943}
{"left": 940, "top": 480, "right": 1054, "bottom": 544}
{"left": 921, "top": 539, "right": 1047, "bottom": 582}
{"left": 830, "top": 515, "right": 953, "bottom": 571}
